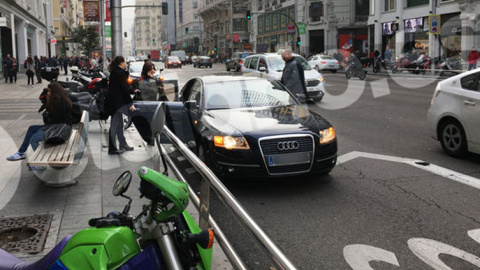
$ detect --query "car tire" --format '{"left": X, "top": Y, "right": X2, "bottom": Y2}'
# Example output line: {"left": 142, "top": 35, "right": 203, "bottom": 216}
{"left": 392, "top": 68, "right": 397, "bottom": 74}
{"left": 373, "top": 66, "right": 380, "bottom": 73}
{"left": 226, "top": 63, "right": 230, "bottom": 71}
{"left": 345, "top": 71, "right": 351, "bottom": 79}
{"left": 235, "top": 64, "right": 240, "bottom": 72}
{"left": 332, "top": 70, "right": 337, "bottom": 73}
{"left": 439, "top": 119, "right": 467, "bottom": 157}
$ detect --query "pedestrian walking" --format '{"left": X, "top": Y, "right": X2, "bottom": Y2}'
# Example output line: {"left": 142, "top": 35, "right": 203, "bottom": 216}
{"left": 104, "top": 56, "right": 135, "bottom": 155}
{"left": 3, "top": 54, "right": 12, "bottom": 83}
{"left": 25, "top": 56, "right": 35, "bottom": 87}
{"left": 468, "top": 47, "right": 480, "bottom": 71}
{"left": 9, "top": 57, "right": 18, "bottom": 83}
{"left": 280, "top": 50, "right": 312, "bottom": 103}
{"left": 63, "top": 57, "right": 69, "bottom": 75}
{"left": 6, "top": 82, "right": 72, "bottom": 170}
{"left": 34, "top": 56, "right": 43, "bottom": 83}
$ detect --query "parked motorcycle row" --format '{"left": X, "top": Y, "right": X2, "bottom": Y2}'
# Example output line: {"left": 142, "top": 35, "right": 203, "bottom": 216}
{"left": 371, "top": 53, "right": 463, "bottom": 76}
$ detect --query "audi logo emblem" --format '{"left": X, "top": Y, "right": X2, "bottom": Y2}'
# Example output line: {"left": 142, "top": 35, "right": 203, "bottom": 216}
{"left": 277, "top": 141, "right": 300, "bottom": 151}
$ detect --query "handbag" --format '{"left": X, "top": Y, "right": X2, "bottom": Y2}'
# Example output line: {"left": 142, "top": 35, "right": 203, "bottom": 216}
{"left": 43, "top": 124, "right": 72, "bottom": 145}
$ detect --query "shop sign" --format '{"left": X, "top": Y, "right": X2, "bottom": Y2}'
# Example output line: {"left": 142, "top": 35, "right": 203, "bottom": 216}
{"left": 105, "top": 0, "right": 111, "bottom": 22}
{"left": 0, "top": 17, "right": 8, "bottom": 27}
{"left": 225, "top": 33, "right": 231, "bottom": 41}
{"left": 287, "top": 23, "right": 295, "bottom": 34}
{"left": 233, "top": 34, "right": 239, "bottom": 42}
{"left": 105, "top": 25, "right": 111, "bottom": 37}
{"left": 51, "top": 38, "right": 57, "bottom": 44}
{"left": 451, "top": 27, "right": 461, "bottom": 34}
{"left": 297, "top": 22, "right": 306, "bottom": 35}
{"left": 429, "top": 15, "right": 441, "bottom": 35}
{"left": 83, "top": 1, "right": 100, "bottom": 22}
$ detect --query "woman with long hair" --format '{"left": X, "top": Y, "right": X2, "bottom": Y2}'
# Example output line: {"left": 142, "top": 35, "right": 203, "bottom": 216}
{"left": 26, "top": 56, "right": 35, "bottom": 87}
{"left": 138, "top": 61, "right": 167, "bottom": 101}
{"left": 6, "top": 82, "right": 72, "bottom": 169}
{"left": 105, "top": 55, "right": 135, "bottom": 155}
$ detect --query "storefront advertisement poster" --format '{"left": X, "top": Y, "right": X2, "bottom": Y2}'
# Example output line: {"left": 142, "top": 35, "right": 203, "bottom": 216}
{"left": 404, "top": 17, "right": 423, "bottom": 33}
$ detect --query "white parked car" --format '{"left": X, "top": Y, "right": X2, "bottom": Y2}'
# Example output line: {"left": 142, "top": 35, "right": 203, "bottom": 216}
{"left": 427, "top": 69, "right": 480, "bottom": 157}
{"left": 127, "top": 56, "right": 136, "bottom": 63}
{"left": 242, "top": 53, "right": 326, "bottom": 101}
{"left": 307, "top": 54, "right": 340, "bottom": 73}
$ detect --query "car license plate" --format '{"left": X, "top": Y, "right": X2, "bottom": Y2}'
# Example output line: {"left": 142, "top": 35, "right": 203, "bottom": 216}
{"left": 267, "top": 152, "right": 311, "bottom": 167}
{"left": 328, "top": 65, "right": 335, "bottom": 68}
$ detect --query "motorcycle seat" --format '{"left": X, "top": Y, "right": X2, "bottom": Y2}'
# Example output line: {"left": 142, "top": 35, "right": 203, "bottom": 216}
{"left": 0, "top": 235, "right": 71, "bottom": 270}
{"left": 69, "top": 91, "right": 92, "bottom": 102}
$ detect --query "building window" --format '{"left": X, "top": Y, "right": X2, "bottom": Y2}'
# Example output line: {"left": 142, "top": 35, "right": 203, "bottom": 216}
{"left": 370, "top": 0, "right": 375, "bottom": 15}
{"left": 355, "top": 0, "right": 369, "bottom": 22}
{"left": 193, "top": 1, "right": 198, "bottom": 8}
{"left": 194, "top": 13, "right": 199, "bottom": 19}
{"left": 385, "top": 0, "right": 395, "bottom": 11}
{"left": 257, "top": 0, "right": 263, "bottom": 11}
{"left": 407, "top": 0, "right": 428, "bottom": 7}
{"left": 233, "top": 18, "right": 248, "bottom": 32}
{"left": 309, "top": 2, "right": 324, "bottom": 22}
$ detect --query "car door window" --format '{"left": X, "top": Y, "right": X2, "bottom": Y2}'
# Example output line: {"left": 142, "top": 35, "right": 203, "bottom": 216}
{"left": 244, "top": 57, "right": 251, "bottom": 68}
{"left": 188, "top": 80, "right": 202, "bottom": 105}
{"left": 461, "top": 72, "right": 480, "bottom": 92}
{"left": 258, "top": 58, "right": 267, "bottom": 71}
{"left": 249, "top": 57, "right": 259, "bottom": 70}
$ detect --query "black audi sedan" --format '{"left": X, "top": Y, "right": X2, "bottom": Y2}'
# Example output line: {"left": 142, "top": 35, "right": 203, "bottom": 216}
{"left": 179, "top": 75, "right": 337, "bottom": 178}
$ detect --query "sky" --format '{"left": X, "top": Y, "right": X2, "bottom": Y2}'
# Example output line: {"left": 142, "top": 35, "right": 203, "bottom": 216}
{"left": 121, "top": 0, "right": 136, "bottom": 34}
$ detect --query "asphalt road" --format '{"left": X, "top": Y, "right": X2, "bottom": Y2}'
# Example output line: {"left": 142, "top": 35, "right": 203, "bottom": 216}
{"left": 160, "top": 62, "right": 480, "bottom": 269}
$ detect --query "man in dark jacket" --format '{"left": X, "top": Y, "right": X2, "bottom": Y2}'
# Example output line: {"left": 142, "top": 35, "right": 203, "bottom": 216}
{"left": 280, "top": 50, "right": 312, "bottom": 103}
{"left": 3, "top": 54, "right": 12, "bottom": 83}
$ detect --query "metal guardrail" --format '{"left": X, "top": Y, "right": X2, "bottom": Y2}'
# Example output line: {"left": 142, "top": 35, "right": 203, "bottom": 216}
{"left": 150, "top": 102, "right": 297, "bottom": 270}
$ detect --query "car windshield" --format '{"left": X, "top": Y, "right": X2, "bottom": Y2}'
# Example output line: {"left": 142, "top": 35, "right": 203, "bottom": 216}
{"left": 267, "top": 56, "right": 312, "bottom": 72}
{"left": 240, "top": 53, "right": 252, "bottom": 58}
{"left": 320, "top": 56, "right": 335, "bottom": 60}
{"left": 205, "top": 79, "right": 297, "bottom": 110}
{"left": 199, "top": 56, "right": 210, "bottom": 60}
{"left": 168, "top": 56, "right": 180, "bottom": 61}
{"left": 129, "top": 62, "right": 144, "bottom": 73}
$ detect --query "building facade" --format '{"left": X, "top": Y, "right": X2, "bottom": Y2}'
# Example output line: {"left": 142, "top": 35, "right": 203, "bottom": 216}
{"left": 0, "top": 0, "right": 51, "bottom": 72}
{"left": 133, "top": 0, "right": 167, "bottom": 56}
{"left": 175, "top": 0, "right": 203, "bottom": 55}
{"left": 52, "top": 0, "right": 83, "bottom": 57}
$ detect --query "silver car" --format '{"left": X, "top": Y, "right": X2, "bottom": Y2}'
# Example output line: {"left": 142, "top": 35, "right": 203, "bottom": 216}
{"left": 242, "top": 53, "right": 326, "bottom": 101}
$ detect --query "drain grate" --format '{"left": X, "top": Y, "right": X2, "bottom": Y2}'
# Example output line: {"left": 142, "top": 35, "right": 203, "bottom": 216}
{"left": 0, "top": 214, "right": 53, "bottom": 254}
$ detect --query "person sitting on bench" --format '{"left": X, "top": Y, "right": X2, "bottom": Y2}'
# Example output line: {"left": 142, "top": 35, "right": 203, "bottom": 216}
{"left": 6, "top": 82, "right": 72, "bottom": 170}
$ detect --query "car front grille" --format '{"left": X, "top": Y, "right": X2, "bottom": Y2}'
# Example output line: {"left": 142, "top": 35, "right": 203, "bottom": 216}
{"left": 259, "top": 135, "right": 314, "bottom": 175}
{"left": 306, "top": 80, "right": 320, "bottom": 87}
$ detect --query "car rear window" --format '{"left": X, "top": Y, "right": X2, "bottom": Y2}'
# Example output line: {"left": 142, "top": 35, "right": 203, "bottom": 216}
{"left": 204, "top": 79, "right": 297, "bottom": 110}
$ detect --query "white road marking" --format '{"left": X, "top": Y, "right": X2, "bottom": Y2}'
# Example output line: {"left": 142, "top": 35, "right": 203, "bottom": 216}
{"left": 337, "top": 151, "right": 480, "bottom": 190}
{"left": 0, "top": 126, "right": 21, "bottom": 211}
{"left": 344, "top": 244, "right": 400, "bottom": 270}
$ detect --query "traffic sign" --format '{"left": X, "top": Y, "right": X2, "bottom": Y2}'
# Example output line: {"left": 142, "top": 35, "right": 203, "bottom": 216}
{"left": 51, "top": 38, "right": 57, "bottom": 44}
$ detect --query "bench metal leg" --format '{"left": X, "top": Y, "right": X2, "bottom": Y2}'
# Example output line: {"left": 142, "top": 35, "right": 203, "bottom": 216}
{"left": 31, "top": 157, "right": 88, "bottom": 188}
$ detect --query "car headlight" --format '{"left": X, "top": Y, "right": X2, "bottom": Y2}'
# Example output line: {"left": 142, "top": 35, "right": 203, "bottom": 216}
{"left": 319, "top": 76, "right": 325, "bottom": 83}
{"left": 127, "top": 77, "right": 134, "bottom": 84}
{"left": 319, "top": 127, "right": 336, "bottom": 144}
{"left": 213, "top": 136, "right": 250, "bottom": 150}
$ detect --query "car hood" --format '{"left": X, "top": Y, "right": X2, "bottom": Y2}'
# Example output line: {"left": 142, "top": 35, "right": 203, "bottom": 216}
{"left": 205, "top": 105, "right": 331, "bottom": 137}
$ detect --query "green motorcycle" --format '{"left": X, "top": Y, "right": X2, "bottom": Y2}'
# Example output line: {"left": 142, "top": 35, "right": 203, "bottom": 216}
{"left": 0, "top": 167, "right": 214, "bottom": 270}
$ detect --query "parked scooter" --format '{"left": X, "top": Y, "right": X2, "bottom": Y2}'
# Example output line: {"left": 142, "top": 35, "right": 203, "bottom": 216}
{"left": 372, "top": 56, "right": 395, "bottom": 73}
{"left": 392, "top": 53, "right": 421, "bottom": 74}
{"left": 345, "top": 56, "right": 367, "bottom": 80}
{"left": 437, "top": 57, "right": 462, "bottom": 77}
{"left": 0, "top": 167, "right": 215, "bottom": 269}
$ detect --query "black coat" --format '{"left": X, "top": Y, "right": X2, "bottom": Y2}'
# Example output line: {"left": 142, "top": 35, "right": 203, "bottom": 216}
{"left": 106, "top": 66, "right": 132, "bottom": 115}
{"left": 280, "top": 58, "right": 307, "bottom": 96}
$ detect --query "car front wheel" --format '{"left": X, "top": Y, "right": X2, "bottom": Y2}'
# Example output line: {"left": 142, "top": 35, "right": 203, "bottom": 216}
{"left": 439, "top": 120, "right": 467, "bottom": 157}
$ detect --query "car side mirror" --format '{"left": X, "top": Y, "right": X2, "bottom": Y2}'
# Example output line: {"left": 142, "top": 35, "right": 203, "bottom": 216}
{"left": 259, "top": 66, "right": 267, "bottom": 73}
{"left": 160, "top": 68, "right": 164, "bottom": 72}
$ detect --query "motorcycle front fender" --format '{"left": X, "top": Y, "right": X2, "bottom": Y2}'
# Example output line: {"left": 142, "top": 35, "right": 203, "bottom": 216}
{"left": 183, "top": 211, "right": 213, "bottom": 270}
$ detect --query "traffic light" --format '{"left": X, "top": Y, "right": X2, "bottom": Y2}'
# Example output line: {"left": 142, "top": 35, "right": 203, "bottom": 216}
{"left": 297, "top": 36, "right": 301, "bottom": 46}
{"left": 152, "top": 38, "right": 155, "bottom": 44}
{"left": 245, "top": 10, "right": 251, "bottom": 20}
{"left": 185, "top": 27, "right": 189, "bottom": 34}
{"left": 214, "top": 47, "right": 217, "bottom": 51}
{"left": 162, "top": 2, "right": 168, "bottom": 15}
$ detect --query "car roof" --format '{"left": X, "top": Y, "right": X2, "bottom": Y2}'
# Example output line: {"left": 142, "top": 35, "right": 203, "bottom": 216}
{"left": 247, "top": 52, "right": 303, "bottom": 58}
{"left": 194, "top": 75, "right": 274, "bottom": 84}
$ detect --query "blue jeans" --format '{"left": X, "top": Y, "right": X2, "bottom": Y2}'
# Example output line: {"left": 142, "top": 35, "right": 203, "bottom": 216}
{"left": 19, "top": 125, "right": 44, "bottom": 153}
{"left": 468, "top": 63, "right": 477, "bottom": 71}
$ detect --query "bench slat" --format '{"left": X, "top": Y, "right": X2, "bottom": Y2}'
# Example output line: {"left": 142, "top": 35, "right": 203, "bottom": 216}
{"left": 27, "top": 110, "right": 88, "bottom": 167}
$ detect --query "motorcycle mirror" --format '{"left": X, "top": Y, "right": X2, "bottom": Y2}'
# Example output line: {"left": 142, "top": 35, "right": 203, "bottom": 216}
{"left": 113, "top": 171, "right": 132, "bottom": 196}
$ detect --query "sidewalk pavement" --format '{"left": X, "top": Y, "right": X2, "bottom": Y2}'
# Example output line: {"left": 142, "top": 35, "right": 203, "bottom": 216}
{"left": 0, "top": 72, "right": 232, "bottom": 268}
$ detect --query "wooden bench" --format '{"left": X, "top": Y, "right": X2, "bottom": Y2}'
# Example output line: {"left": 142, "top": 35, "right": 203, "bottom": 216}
{"left": 27, "top": 111, "right": 90, "bottom": 187}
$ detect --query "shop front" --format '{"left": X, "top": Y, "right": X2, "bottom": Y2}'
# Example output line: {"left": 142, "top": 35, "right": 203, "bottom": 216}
{"left": 337, "top": 28, "right": 368, "bottom": 61}
{"left": 439, "top": 12, "right": 461, "bottom": 58}
{"left": 403, "top": 17, "right": 429, "bottom": 55}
